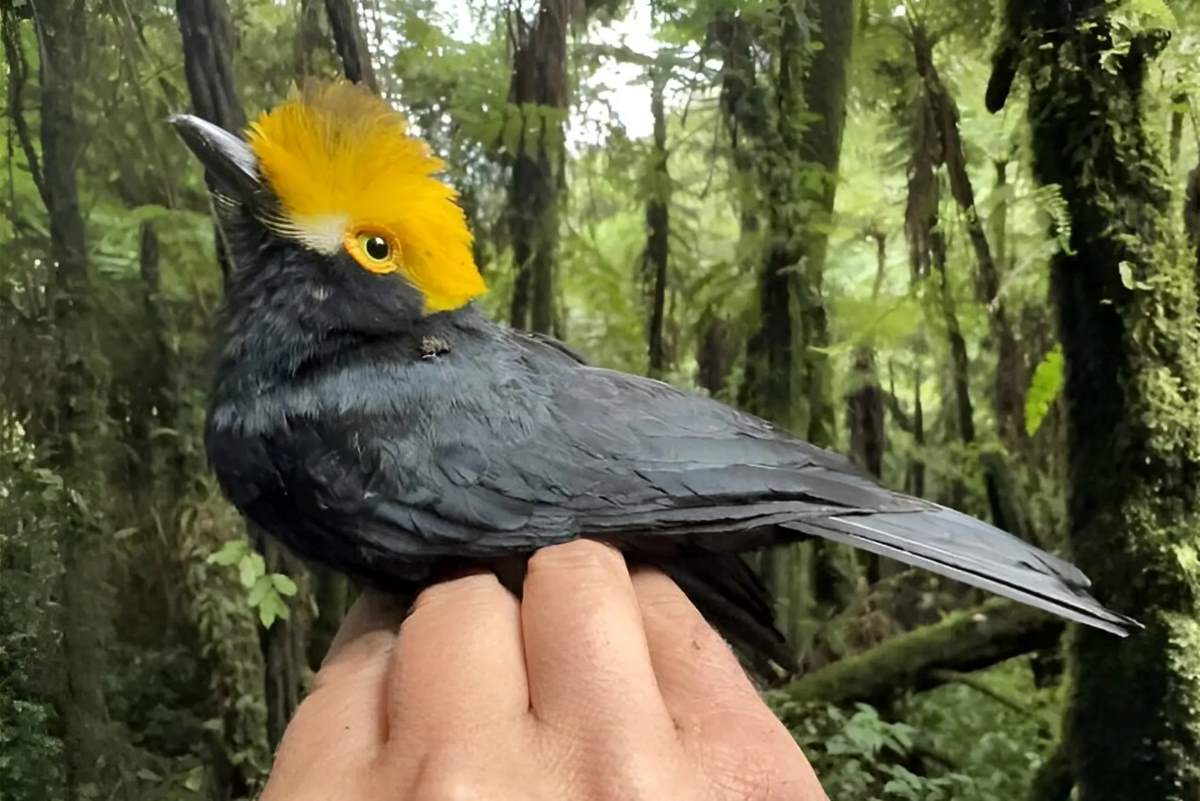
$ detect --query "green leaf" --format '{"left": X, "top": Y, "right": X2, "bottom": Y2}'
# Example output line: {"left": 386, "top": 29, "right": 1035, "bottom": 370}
{"left": 247, "top": 575, "right": 273, "bottom": 607}
{"left": 207, "top": 539, "right": 247, "bottom": 567}
{"left": 1025, "top": 344, "right": 1064, "bottom": 436}
{"left": 135, "top": 768, "right": 161, "bottom": 783}
{"left": 1118, "top": 260, "right": 1149, "bottom": 291}
{"left": 238, "top": 552, "right": 265, "bottom": 588}
{"left": 258, "top": 592, "right": 291, "bottom": 629}
{"left": 271, "top": 573, "right": 298, "bottom": 597}
{"left": 1118, "top": 260, "right": 1135, "bottom": 289}
{"left": 258, "top": 600, "right": 277, "bottom": 629}
{"left": 183, "top": 767, "right": 203, "bottom": 793}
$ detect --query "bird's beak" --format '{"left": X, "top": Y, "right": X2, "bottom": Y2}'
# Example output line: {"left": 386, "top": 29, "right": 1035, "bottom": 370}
{"left": 169, "top": 114, "right": 264, "bottom": 204}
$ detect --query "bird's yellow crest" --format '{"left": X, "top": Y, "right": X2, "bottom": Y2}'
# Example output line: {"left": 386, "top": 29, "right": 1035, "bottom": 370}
{"left": 246, "top": 83, "right": 485, "bottom": 313}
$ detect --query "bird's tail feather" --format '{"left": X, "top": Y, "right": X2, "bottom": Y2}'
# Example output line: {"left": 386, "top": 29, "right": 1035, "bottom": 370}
{"left": 785, "top": 506, "right": 1139, "bottom": 636}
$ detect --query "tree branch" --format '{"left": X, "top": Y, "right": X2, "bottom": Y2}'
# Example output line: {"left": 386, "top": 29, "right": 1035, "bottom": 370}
{"left": 883, "top": 385, "right": 914, "bottom": 434}
{"left": 574, "top": 42, "right": 707, "bottom": 74}
{"left": 780, "top": 599, "right": 1063, "bottom": 705}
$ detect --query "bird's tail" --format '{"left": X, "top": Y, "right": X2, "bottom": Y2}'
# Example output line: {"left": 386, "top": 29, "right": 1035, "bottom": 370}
{"left": 784, "top": 505, "right": 1139, "bottom": 636}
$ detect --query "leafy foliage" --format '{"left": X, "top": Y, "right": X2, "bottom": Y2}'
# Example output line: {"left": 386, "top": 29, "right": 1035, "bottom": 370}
{"left": 0, "top": 455, "right": 68, "bottom": 801}
{"left": 768, "top": 658, "right": 1056, "bottom": 801}
{"left": 208, "top": 539, "right": 299, "bottom": 629}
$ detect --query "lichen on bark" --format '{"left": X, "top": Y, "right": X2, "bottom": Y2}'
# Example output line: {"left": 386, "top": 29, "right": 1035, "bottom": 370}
{"left": 1007, "top": 1, "right": 1200, "bottom": 797}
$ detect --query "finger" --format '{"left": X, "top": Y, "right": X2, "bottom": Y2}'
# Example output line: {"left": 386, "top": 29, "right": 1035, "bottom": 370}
{"left": 321, "top": 589, "right": 405, "bottom": 669}
{"left": 631, "top": 568, "right": 827, "bottom": 800}
{"left": 264, "top": 592, "right": 403, "bottom": 796}
{"left": 521, "top": 540, "right": 673, "bottom": 737}
{"left": 630, "top": 568, "right": 763, "bottom": 713}
{"left": 386, "top": 571, "right": 527, "bottom": 747}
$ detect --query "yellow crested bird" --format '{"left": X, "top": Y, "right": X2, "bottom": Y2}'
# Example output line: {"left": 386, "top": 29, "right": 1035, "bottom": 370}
{"left": 170, "top": 83, "right": 1137, "bottom": 674}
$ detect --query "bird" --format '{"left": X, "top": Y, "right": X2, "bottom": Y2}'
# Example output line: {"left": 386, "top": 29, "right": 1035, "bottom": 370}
{"left": 170, "top": 83, "right": 1137, "bottom": 673}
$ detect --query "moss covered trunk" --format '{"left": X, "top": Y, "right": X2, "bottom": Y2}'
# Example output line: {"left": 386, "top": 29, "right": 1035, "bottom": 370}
{"left": 1012, "top": 3, "right": 1200, "bottom": 797}
{"left": 793, "top": 0, "right": 852, "bottom": 449}
{"left": 506, "top": 0, "right": 570, "bottom": 334}
{"left": 781, "top": 599, "right": 1063, "bottom": 706}
{"left": 31, "top": 3, "right": 120, "bottom": 795}
{"left": 176, "top": 1, "right": 312, "bottom": 780}
{"left": 720, "top": 0, "right": 857, "bottom": 647}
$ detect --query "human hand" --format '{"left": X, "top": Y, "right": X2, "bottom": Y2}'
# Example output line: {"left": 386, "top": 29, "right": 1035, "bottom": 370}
{"left": 261, "top": 540, "right": 827, "bottom": 800}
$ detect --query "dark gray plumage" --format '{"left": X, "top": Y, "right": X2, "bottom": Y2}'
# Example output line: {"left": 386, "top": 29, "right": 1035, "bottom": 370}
{"left": 172, "top": 111, "right": 1138, "bottom": 676}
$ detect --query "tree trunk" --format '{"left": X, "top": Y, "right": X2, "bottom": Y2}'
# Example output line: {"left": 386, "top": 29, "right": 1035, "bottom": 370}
{"left": 847, "top": 231, "right": 887, "bottom": 482}
{"left": 909, "top": 364, "right": 925, "bottom": 497}
{"left": 175, "top": 0, "right": 246, "bottom": 284}
{"left": 254, "top": 533, "right": 312, "bottom": 751}
{"left": 645, "top": 70, "right": 671, "bottom": 377}
{"left": 1169, "top": 90, "right": 1187, "bottom": 168}
{"left": 721, "top": 1, "right": 857, "bottom": 645}
{"left": 308, "top": 565, "right": 351, "bottom": 669}
{"left": 716, "top": 8, "right": 801, "bottom": 645}
{"left": 323, "top": 0, "right": 378, "bottom": 92}
{"left": 794, "top": 0, "right": 853, "bottom": 449}
{"left": 696, "top": 309, "right": 736, "bottom": 397}
{"left": 904, "top": 28, "right": 1022, "bottom": 533}
{"left": 1185, "top": 165, "right": 1200, "bottom": 255}
{"left": 846, "top": 347, "right": 884, "bottom": 478}
{"left": 732, "top": 0, "right": 852, "bottom": 441}
{"left": 506, "top": 1, "right": 571, "bottom": 333}
{"left": 931, "top": 228, "right": 974, "bottom": 511}
{"left": 129, "top": 221, "right": 179, "bottom": 494}
{"left": 847, "top": 346, "right": 885, "bottom": 585}
{"left": 295, "top": 0, "right": 326, "bottom": 77}
{"left": 175, "top": 0, "right": 312, "bottom": 766}
{"left": 914, "top": 27, "right": 1026, "bottom": 461}
{"left": 31, "top": 2, "right": 117, "bottom": 795}
{"left": 910, "top": 22, "right": 1028, "bottom": 538}
{"left": 847, "top": 234, "right": 887, "bottom": 581}
{"left": 1011, "top": 3, "right": 1200, "bottom": 797}
{"left": 1028, "top": 742, "right": 1073, "bottom": 801}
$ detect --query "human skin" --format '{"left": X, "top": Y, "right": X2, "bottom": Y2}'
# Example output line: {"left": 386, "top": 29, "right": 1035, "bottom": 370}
{"left": 261, "top": 539, "right": 828, "bottom": 800}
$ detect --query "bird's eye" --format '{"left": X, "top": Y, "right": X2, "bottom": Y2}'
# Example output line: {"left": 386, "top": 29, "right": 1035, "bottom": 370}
{"left": 360, "top": 234, "right": 390, "bottom": 262}
{"left": 345, "top": 230, "right": 400, "bottom": 274}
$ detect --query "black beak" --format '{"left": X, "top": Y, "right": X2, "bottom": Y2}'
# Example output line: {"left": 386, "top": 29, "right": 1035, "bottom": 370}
{"left": 169, "top": 114, "right": 264, "bottom": 204}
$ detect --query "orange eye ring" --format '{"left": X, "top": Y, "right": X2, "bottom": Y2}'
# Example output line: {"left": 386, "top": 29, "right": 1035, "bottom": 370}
{"left": 345, "top": 229, "right": 401, "bottom": 274}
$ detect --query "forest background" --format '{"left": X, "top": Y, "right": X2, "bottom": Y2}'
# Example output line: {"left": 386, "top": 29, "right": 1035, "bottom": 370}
{"left": 4, "top": 0, "right": 1200, "bottom": 799}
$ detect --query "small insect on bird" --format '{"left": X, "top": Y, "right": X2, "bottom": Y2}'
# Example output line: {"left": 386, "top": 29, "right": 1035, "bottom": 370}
{"left": 171, "top": 83, "right": 1137, "bottom": 672}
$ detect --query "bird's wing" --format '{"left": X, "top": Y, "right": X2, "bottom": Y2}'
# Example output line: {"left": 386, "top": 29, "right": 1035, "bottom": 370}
{"left": 469, "top": 340, "right": 1136, "bottom": 636}
{"left": 258, "top": 327, "right": 1135, "bottom": 635}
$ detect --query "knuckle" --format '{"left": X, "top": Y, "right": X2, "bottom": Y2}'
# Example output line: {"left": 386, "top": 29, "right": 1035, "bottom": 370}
{"left": 408, "top": 774, "right": 487, "bottom": 801}
{"left": 536, "top": 717, "right": 691, "bottom": 801}
{"left": 406, "top": 746, "right": 524, "bottom": 801}
{"left": 588, "top": 749, "right": 694, "bottom": 801}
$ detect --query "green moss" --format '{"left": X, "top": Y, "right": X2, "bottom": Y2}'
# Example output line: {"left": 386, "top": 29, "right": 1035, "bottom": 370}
{"left": 1016, "top": 2, "right": 1200, "bottom": 797}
